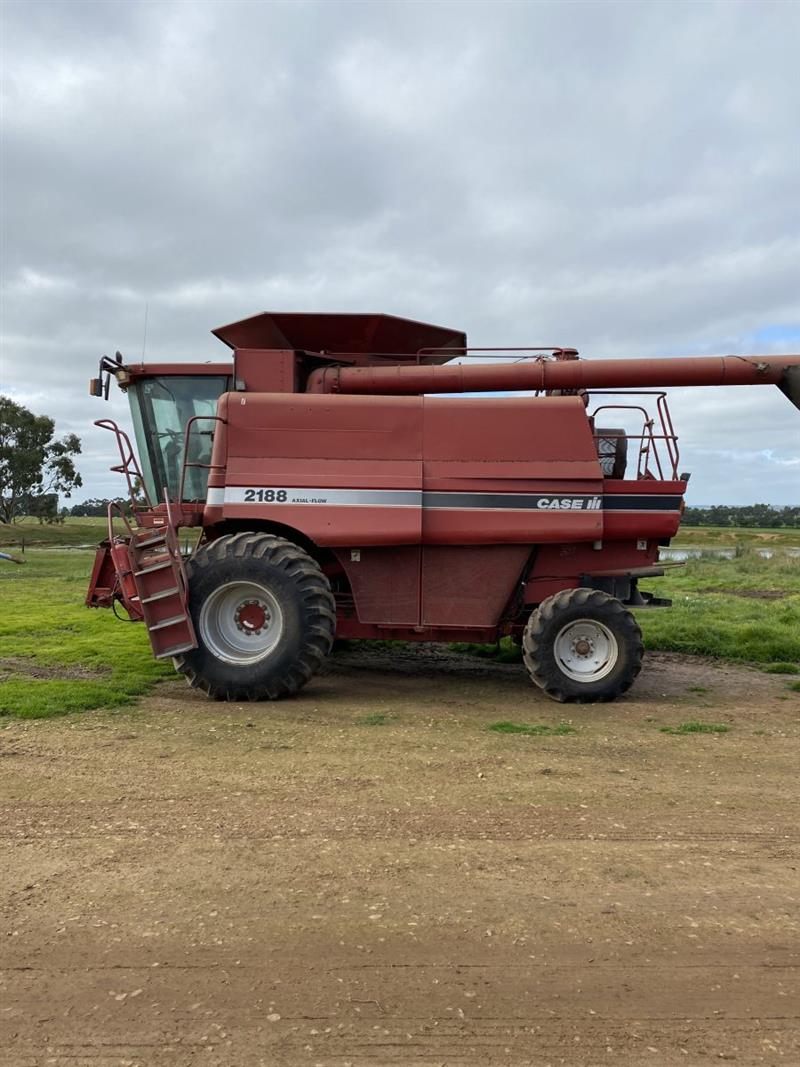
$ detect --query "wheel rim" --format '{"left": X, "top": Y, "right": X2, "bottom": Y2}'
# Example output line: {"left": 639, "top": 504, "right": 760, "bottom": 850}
{"left": 553, "top": 618, "right": 619, "bottom": 683}
{"left": 198, "top": 581, "right": 284, "bottom": 665}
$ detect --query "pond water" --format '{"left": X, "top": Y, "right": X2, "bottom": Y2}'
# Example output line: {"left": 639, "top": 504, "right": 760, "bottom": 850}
{"left": 660, "top": 546, "right": 800, "bottom": 561}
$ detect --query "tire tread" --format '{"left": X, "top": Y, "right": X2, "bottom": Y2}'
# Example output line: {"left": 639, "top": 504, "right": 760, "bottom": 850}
{"left": 173, "top": 533, "right": 335, "bottom": 702}
{"left": 522, "top": 588, "right": 643, "bottom": 703}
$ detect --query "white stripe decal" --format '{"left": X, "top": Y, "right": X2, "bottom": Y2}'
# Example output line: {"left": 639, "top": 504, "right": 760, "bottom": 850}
{"left": 223, "top": 487, "right": 421, "bottom": 507}
{"left": 207, "top": 487, "right": 681, "bottom": 512}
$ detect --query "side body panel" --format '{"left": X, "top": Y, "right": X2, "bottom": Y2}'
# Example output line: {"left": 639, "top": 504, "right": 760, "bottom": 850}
{"left": 204, "top": 391, "right": 684, "bottom": 633}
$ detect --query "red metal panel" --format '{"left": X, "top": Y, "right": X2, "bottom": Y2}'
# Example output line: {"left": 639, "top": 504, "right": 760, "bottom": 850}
{"left": 224, "top": 456, "right": 420, "bottom": 490}
{"left": 333, "top": 547, "right": 421, "bottom": 625}
{"left": 422, "top": 509, "right": 603, "bottom": 545}
{"left": 524, "top": 539, "right": 663, "bottom": 605}
{"left": 421, "top": 545, "right": 530, "bottom": 626}
{"left": 233, "top": 349, "right": 296, "bottom": 393}
{"left": 421, "top": 396, "right": 603, "bottom": 545}
{"left": 125, "top": 363, "right": 231, "bottom": 381}
{"left": 334, "top": 619, "right": 500, "bottom": 643}
{"left": 227, "top": 392, "right": 423, "bottom": 461}
{"left": 219, "top": 392, "right": 423, "bottom": 546}
{"left": 603, "top": 511, "right": 682, "bottom": 540}
{"left": 422, "top": 396, "right": 600, "bottom": 473}
{"left": 219, "top": 503, "right": 422, "bottom": 547}
{"left": 212, "top": 312, "right": 465, "bottom": 362}
{"left": 85, "top": 544, "right": 116, "bottom": 608}
{"left": 601, "top": 479, "right": 685, "bottom": 541}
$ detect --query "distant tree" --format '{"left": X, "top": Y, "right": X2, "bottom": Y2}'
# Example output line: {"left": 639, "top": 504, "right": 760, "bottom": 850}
{"left": 683, "top": 505, "right": 799, "bottom": 528}
{"left": 18, "top": 491, "right": 60, "bottom": 524}
{"left": 0, "top": 396, "right": 82, "bottom": 523}
{"left": 70, "top": 496, "right": 127, "bottom": 517}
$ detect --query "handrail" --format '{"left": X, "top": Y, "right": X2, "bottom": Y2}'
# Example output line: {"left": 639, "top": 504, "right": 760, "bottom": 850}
{"left": 589, "top": 391, "right": 680, "bottom": 480}
{"left": 94, "top": 419, "right": 152, "bottom": 513}
{"left": 178, "top": 415, "right": 227, "bottom": 504}
{"left": 106, "top": 499, "right": 136, "bottom": 543}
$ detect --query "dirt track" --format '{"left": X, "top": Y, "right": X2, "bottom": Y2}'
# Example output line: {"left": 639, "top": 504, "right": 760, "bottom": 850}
{"left": 1, "top": 649, "right": 798, "bottom": 1066}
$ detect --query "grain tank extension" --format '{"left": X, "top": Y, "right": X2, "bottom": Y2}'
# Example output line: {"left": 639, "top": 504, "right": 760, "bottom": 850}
{"left": 87, "top": 312, "right": 800, "bottom": 703}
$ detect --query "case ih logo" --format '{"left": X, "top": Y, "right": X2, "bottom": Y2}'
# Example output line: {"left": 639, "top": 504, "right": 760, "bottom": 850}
{"left": 536, "top": 496, "right": 602, "bottom": 510}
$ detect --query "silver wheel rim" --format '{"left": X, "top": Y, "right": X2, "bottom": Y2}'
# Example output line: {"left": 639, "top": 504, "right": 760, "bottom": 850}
{"left": 198, "top": 581, "right": 284, "bottom": 665}
{"left": 554, "top": 618, "right": 618, "bottom": 682}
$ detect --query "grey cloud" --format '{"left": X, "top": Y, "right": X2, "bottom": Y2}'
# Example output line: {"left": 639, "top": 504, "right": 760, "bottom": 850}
{"left": 1, "top": 0, "right": 798, "bottom": 504}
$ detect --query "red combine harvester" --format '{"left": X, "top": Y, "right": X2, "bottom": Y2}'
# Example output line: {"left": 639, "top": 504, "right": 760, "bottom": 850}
{"left": 87, "top": 312, "right": 800, "bottom": 703}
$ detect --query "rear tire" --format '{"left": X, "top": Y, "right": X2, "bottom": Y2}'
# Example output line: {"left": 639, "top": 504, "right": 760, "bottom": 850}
{"left": 522, "top": 588, "right": 643, "bottom": 703}
{"left": 174, "top": 533, "right": 335, "bottom": 701}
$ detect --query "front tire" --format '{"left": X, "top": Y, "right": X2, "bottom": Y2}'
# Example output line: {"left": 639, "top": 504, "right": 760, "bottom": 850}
{"left": 174, "top": 533, "right": 335, "bottom": 701}
{"left": 523, "top": 588, "right": 643, "bottom": 703}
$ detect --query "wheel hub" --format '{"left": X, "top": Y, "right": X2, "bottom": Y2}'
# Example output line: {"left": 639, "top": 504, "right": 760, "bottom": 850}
{"left": 235, "top": 599, "right": 269, "bottom": 635}
{"left": 554, "top": 618, "right": 619, "bottom": 682}
{"left": 198, "top": 580, "right": 284, "bottom": 666}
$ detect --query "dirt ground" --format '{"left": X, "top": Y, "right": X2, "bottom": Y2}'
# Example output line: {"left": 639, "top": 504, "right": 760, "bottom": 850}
{"left": 1, "top": 648, "right": 798, "bottom": 1067}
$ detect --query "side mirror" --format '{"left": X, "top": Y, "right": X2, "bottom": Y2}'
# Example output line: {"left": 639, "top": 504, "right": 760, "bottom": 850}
{"left": 90, "top": 354, "right": 120, "bottom": 399}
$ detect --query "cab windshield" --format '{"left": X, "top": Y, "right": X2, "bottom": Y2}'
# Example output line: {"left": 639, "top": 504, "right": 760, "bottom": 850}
{"left": 128, "top": 375, "right": 229, "bottom": 502}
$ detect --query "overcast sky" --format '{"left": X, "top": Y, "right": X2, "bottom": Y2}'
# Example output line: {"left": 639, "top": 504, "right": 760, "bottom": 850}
{"left": 2, "top": 0, "right": 799, "bottom": 505}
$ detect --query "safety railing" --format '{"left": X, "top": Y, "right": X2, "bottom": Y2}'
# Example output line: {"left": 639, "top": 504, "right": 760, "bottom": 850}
{"left": 589, "top": 391, "right": 680, "bottom": 481}
{"left": 95, "top": 419, "right": 152, "bottom": 513}
{"left": 178, "top": 415, "right": 227, "bottom": 504}
{"left": 106, "top": 498, "right": 137, "bottom": 543}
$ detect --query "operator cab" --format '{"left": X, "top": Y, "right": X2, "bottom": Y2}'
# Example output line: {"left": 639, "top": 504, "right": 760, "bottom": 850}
{"left": 127, "top": 374, "right": 230, "bottom": 502}
{"left": 90, "top": 356, "right": 231, "bottom": 504}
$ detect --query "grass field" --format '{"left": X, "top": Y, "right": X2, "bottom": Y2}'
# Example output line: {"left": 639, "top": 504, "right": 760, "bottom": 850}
{"left": 672, "top": 524, "right": 800, "bottom": 547}
{"left": 0, "top": 551, "right": 170, "bottom": 718}
{"left": 0, "top": 516, "right": 108, "bottom": 547}
{"left": 1, "top": 524, "right": 798, "bottom": 719}
{"left": 639, "top": 547, "right": 800, "bottom": 665}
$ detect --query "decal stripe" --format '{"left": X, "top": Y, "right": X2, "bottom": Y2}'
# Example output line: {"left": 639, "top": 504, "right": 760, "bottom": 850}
{"left": 602, "top": 495, "right": 683, "bottom": 511}
{"left": 209, "top": 487, "right": 682, "bottom": 512}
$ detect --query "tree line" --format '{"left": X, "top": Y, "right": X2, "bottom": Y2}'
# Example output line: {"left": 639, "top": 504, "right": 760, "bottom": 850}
{"left": 682, "top": 505, "right": 800, "bottom": 528}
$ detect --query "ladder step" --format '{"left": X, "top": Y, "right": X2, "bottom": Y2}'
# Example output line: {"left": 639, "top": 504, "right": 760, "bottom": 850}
{"left": 134, "top": 559, "right": 172, "bottom": 577}
{"left": 141, "top": 587, "right": 180, "bottom": 604}
{"left": 155, "top": 642, "right": 196, "bottom": 660}
{"left": 134, "top": 532, "right": 168, "bottom": 548}
{"left": 147, "top": 614, "right": 188, "bottom": 632}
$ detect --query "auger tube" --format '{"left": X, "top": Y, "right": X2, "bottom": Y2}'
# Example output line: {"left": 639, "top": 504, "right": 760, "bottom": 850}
{"left": 306, "top": 353, "right": 800, "bottom": 405}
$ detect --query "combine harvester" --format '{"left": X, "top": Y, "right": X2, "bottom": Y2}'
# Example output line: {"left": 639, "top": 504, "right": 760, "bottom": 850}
{"left": 86, "top": 312, "right": 800, "bottom": 703}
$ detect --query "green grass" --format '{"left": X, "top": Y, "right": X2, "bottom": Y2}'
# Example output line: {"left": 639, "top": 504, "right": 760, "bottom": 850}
{"left": 487, "top": 721, "right": 576, "bottom": 736}
{"left": 0, "top": 550, "right": 170, "bottom": 719}
{"left": 660, "top": 721, "right": 730, "bottom": 735}
{"left": 0, "top": 516, "right": 109, "bottom": 548}
{"left": 452, "top": 636, "right": 521, "bottom": 662}
{"left": 788, "top": 681, "right": 800, "bottom": 693}
{"left": 639, "top": 548, "right": 800, "bottom": 664}
{"left": 672, "top": 526, "right": 800, "bottom": 548}
{"left": 356, "top": 712, "right": 389, "bottom": 726}
{"left": 760, "top": 662, "right": 800, "bottom": 675}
